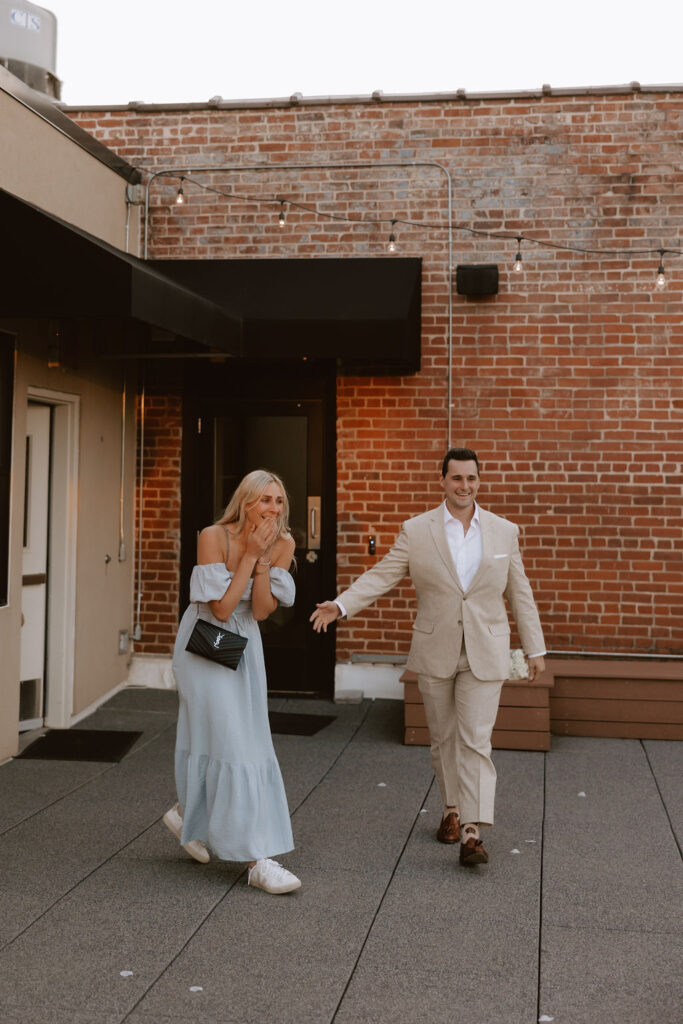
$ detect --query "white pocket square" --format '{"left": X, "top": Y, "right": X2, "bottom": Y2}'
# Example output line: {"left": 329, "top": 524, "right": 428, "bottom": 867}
{"left": 493, "top": 553, "right": 509, "bottom": 559}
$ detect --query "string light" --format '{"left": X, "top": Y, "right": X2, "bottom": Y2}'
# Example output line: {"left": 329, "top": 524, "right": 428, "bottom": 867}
{"left": 160, "top": 172, "right": 682, "bottom": 277}
{"left": 513, "top": 236, "right": 523, "bottom": 273}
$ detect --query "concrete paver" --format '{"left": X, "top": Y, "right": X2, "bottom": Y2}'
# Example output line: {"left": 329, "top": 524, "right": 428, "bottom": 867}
{"left": 540, "top": 737, "right": 682, "bottom": 1024}
{"left": 642, "top": 739, "right": 683, "bottom": 848}
{"left": 0, "top": 691, "right": 680, "bottom": 1024}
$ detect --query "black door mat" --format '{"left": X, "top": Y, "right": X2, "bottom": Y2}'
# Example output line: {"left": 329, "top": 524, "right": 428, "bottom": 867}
{"left": 17, "top": 729, "right": 143, "bottom": 762}
{"left": 268, "top": 712, "right": 335, "bottom": 736}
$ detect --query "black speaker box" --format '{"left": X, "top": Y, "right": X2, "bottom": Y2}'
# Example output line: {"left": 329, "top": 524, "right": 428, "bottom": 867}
{"left": 455, "top": 264, "right": 499, "bottom": 296}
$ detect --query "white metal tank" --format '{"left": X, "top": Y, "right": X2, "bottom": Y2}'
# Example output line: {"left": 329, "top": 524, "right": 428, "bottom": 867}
{"left": 0, "top": 1, "right": 60, "bottom": 97}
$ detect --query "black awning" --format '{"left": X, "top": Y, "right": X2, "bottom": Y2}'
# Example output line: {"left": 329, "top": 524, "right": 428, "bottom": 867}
{"left": 150, "top": 257, "right": 422, "bottom": 373}
{"left": 1, "top": 188, "right": 242, "bottom": 352}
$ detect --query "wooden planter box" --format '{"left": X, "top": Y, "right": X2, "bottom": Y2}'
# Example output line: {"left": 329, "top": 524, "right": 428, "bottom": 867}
{"left": 547, "top": 658, "right": 683, "bottom": 741}
{"left": 403, "top": 659, "right": 683, "bottom": 750}
{"left": 402, "top": 672, "right": 552, "bottom": 751}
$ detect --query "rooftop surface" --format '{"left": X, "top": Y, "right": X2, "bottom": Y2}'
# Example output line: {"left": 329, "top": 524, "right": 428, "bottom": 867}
{"left": 1, "top": 688, "right": 681, "bottom": 1023}
{"left": 59, "top": 80, "right": 683, "bottom": 111}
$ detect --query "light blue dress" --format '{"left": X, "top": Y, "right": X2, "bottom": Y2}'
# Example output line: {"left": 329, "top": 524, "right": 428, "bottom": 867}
{"left": 171, "top": 563, "right": 296, "bottom": 862}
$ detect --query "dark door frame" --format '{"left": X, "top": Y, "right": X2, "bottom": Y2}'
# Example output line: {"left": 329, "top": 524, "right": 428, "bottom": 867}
{"left": 180, "top": 358, "right": 337, "bottom": 699}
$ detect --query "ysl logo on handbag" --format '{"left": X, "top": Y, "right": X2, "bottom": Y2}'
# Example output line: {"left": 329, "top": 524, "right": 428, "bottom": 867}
{"left": 186, "top": 618, "right": 248, "bottom": 670}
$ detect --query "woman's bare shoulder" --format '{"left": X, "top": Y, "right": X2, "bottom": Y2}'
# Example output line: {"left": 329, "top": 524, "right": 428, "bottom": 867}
{"left": 273, "top": 532, "right": 296, "bottom": 565}
{"left": 198, "top": 523, "right": 227, "bottom": 544}
{"left": 197, "top": 524, "right": 228, "bottom": 563}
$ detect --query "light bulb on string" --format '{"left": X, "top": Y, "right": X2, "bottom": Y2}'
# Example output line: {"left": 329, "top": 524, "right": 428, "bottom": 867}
{"left": 513, "top": 236, "right": 523, "bottom": 273}
{"left": 158, "top": 170, "right": 681, "bottom": 289}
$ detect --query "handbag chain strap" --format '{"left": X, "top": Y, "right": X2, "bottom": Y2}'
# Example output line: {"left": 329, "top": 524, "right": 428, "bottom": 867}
{"left": 220, "top": 526, "right": 245, "bottom": 639}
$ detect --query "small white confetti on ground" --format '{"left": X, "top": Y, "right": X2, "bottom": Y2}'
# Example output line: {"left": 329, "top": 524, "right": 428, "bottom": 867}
{"left": 525, "top": 839, "right": 537, "bottom": 844}
{"left": 578, "top": 791, "right": 586, "bottom": 797}
{"left": 189, "top": 986, "right": 203, "bottom": 993}
{"left": 510, "top": 848, "right": 520, "bottom": 854}
{"left": 377, "top": 782, "right": 387, "bottom": 787}
{"left": 539, "top": 1015, "right": 554, "bottom": 1022}
{"left": 419, "top": 808, "right": 427, "bottom": 814}
{"left": 119, "top": 971, "right": 134, "bottom": 978}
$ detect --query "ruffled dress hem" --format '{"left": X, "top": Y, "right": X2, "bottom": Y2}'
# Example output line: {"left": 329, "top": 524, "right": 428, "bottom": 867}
{"left": 175, "top": 748, "right": 295, "bottom": 862}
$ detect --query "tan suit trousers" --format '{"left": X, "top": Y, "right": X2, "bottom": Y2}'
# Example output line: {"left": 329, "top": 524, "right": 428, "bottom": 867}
{"left": 417, "top": 642, "right": 504, "bottom": 826}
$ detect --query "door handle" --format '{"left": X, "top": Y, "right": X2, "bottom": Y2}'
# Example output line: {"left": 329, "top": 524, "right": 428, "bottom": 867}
{"left": 307, "top": 496, "right": 321, "bottom": 550}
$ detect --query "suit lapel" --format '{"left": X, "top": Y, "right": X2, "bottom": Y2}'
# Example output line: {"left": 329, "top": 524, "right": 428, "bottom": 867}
{"left": 428, "top": 505, "right": 463, "bottom": 592}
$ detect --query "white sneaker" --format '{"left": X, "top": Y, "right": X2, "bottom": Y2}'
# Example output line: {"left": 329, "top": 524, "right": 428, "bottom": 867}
{"left": 162, "top": 803, "right": 210, "bottom": 864}
{"left": 247, "top": 858, "right": 301, "bottom": 894}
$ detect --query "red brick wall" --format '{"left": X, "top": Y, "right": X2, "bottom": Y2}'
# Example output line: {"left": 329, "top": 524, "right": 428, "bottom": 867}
{"left": 71, "top": 89, "right": 683, "bottom": 659}
{"left": 135, "top": 391, "right": 181, "bottom": 654}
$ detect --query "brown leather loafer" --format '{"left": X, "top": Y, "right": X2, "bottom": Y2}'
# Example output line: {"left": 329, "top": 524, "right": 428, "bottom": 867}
{"left": 459, "top": 836, "right": 489, "bottom": 866}
{"left": 436, "top": 811, "right": 461, "bottom": 844}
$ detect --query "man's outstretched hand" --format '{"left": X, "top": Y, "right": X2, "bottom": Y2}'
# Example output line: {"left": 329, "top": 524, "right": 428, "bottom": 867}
{"left": 310, "top": 601, "right": 341, "bottom": 633}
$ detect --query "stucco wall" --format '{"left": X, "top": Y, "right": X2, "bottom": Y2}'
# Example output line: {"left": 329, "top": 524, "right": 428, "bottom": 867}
{"left": 0, "top": 79, "right": 144, "bottom": 759}
{"left": 0, "top": 322, "right": 137, "bottom": 761}
{"left": 0, "top": 86, "right": 140, "bottom": 253}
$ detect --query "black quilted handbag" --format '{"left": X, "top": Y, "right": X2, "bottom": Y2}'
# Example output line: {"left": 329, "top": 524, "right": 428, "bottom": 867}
{"left": 185, "top": 616, "right": 248, "bottom": 670}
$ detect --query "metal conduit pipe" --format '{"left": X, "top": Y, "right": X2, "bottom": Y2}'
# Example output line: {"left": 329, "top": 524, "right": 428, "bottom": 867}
{"left": 124, "top": 196, "right": 131, "bottom": 254}
{"left": 118, "top": 376, "right": 126, "bottom": 562}
{"left": 133, "top": 381, "right": 145, "bottom": 641}
{"left": 143, "top": 160, "right": 455, "bottom": 446}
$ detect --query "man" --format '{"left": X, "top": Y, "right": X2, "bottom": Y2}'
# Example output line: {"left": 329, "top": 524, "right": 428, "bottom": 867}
{"left": 310, "top": 448, "right": 545, "bottom": 866}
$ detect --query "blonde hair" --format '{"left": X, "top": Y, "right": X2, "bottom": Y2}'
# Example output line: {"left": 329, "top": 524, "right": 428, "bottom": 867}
{"left": 215, "top": 469, "right": 292, "bottom": 541}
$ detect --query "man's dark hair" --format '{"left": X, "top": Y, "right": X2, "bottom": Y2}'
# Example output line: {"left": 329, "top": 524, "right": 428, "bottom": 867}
{"left": 441, "top": 448, "right": 480, "bottom": 478}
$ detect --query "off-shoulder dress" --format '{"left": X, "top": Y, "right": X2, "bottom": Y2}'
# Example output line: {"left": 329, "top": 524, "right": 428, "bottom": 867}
{"left": 171, "top": 562, "right": 295, "bottom": 861}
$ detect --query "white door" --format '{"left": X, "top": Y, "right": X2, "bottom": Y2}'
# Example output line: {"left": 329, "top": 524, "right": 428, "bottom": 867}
{"left": 19, "top": 403, "right": 51, "bottom": 731}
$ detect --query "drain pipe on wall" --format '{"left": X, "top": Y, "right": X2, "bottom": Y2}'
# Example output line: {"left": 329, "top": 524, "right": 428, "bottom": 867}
{"left": 133, "top": 382, "right": 145, "bottom": 641}
{"left": 118, "top": 376, "right": 127, "bottom": 562}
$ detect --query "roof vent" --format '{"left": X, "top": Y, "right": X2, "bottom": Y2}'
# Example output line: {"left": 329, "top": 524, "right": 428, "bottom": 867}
{"left": 0, "top": 1, "right": 61, "bottom": 98}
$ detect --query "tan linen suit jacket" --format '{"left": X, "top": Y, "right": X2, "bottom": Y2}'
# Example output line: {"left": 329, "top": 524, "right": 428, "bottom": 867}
{"left": 337, "top": 504, "right": 545, "bottom": 681}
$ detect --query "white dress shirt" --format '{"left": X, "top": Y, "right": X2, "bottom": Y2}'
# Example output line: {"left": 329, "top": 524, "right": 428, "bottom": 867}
{"left": 443, "top": 500, "right": 482, "bottom": 591}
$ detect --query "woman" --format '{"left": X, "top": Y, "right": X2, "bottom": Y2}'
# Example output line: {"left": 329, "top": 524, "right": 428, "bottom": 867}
{"left": 163, "top": 469, "right": 301, "bottom": 894}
